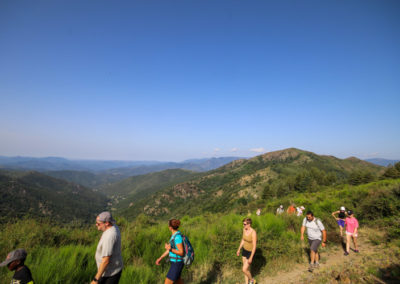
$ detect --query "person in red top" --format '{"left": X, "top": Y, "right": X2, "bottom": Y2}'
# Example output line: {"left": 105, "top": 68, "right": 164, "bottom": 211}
{"left": 344, "top": 210, "right": 359, "bottom": 255}
{"left": 287, "top": 204, "right": 296, "bottom": 215}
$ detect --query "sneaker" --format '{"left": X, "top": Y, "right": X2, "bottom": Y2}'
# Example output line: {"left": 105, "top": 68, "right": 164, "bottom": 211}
{"left": 314, "top": 262, "right": 320, "bottom": 269}
{"left": 344, "top": 251, "right": 349, "bottom": 256}
{"left": 354, "top": 249, "right": 359, "bottom": 253}
{"left": 308, "top": 265, "right": 314, "bottom": 272}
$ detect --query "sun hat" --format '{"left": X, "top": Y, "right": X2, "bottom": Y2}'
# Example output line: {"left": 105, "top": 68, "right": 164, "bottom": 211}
{"left": 340, "top": 206, "right": 346, "bottom": 211}
{"left": 0, "top": 249, "right": 27, "bottom": 267}
{"left": 300, "top": 206, "right": 305, "bottom": 210}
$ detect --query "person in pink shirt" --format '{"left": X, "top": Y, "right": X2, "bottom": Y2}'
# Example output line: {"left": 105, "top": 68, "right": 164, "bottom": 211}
{"left": 344, "top": 210, "right": 359, "bottom": 255}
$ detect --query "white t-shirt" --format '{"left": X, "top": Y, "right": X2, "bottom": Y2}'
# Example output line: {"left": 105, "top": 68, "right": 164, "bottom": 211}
{"left": 95, "top": 225, "right": 123, "bottom": 277}
{"left": 302, "top": 217, "right": 325, "bottom": 240}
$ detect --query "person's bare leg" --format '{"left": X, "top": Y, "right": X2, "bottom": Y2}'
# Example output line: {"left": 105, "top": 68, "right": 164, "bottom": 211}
{"left": 353, "top": 236, "right": 358, "bottom": 251}
{"left": 242, "top": 257, "right": 252, "bottom": 283}
{"left": 346, "top": 234, "right": 351, "bottom": 253}
{"left": 315, "top": 250, "right": 319, "bottom": 263}
{"left": 339, "top": 226, "right": 343, "bottom": 236}
{"left": 310, "top": 250, "right": 316, "bottom": 264}
{"left": 165, "top": 278, "right": 174, "bottom": 284}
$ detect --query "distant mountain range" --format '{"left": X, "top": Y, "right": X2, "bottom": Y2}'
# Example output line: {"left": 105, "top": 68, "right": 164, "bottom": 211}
{"left": 1, "top": 149, "right": 388, "bottom": 223}
{"left": 0, "top": 156, "right": 162, "bottom": 172}
{"left": 0, "top": 156, "right": 242, "bottom": 187}
{"left": 364, "top": 158, "right": 400, "bottom": 167}
{"left": 119, "top": 148, "right": 384, "bottom": 219}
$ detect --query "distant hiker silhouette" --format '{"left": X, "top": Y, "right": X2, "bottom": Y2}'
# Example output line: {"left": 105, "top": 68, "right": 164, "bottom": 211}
{"left": 287, "top": 204, "right": 296, "bottom": 215}
{"left": 276, "top": 205, "right": 284, "bottom": 215}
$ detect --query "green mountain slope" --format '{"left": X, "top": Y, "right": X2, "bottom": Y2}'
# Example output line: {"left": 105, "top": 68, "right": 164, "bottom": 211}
{"left": 119, "top": 148, "right": 383, "bottom": 219}
{"left": 0, "top": 170, "right": 109, "bottom": 223}
{"left": 100, "top": 169, "right": 200, "bottom": 210}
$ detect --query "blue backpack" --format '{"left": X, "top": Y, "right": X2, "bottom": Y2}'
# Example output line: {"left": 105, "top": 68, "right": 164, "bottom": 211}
{"left": 170, "top": 232, "right": 195, "bottom": 266}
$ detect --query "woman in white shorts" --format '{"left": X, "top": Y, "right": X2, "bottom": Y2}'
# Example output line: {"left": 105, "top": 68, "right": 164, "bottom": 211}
{"left": 344, "top": 210, "right": 359, "bottom": 255}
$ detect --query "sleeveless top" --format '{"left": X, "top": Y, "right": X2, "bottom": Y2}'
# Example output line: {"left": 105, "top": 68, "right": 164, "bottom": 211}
{"left": 242, "top": 229, "right": 253, "bottom": 251}
{"left": 338, "top": 211, "right": 346, "bottom": 219}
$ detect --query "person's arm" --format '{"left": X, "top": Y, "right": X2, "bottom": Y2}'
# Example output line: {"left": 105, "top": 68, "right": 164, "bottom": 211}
{"left": 300, "top": 226, "right": 305, "bottom": 240}
{"left": 248, "top": 230, "right": 257, "bottom": 264}
{"left": 332, "top": 211, "right": 339, "bottom": 219}
{"left": 354, "top": 219, "right": 359, "bottom": 235}
{"left": 236, "top": 239, "right": 245, "bottom": 256}
{"left": 321, "top": 230, "right": 327, "bottom": 247}
{"left": 156, "top": 249, "right": 170, "bottom": 265}
{"left": 91, "top": 256, "right": 110, "bottom": 284}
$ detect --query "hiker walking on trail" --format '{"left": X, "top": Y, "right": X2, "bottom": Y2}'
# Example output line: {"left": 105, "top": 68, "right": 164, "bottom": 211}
{"left": 344, "top": 210, "right": 359, "bottom": 255}
{"left": 92, "top": 211, "right": 123, "bottom": 284}
{"left": 236, "top": 218, "right": 257, "bottom": 284}
{"left": 287, "top": 204, "right": 296, "bottom": 215}
{"left": 0, "top": 248, "right": 34, "bottom": 284}
{"left": 332, "top": 206, "right": 347, "bottom": 236}
{"left": 156, "top": 219, "right": 185, "bottom": 284}
{"left": 276, "top": 205, "right": 284, "bottom": 215}
{"left": 297, "top": 206, "right": 305, "bottom": 217}
{"left": 301, "top": 211, "right": 327, "bottom": 272}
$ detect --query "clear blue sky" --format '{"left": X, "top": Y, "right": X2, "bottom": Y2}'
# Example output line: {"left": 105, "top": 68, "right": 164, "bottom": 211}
{"left": 1, "top": 0, "right": 399, "bottom": 161}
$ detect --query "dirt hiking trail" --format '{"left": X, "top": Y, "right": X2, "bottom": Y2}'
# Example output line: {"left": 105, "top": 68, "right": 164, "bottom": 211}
{"left": 258, "top": 232, "right": 384, "bottom": 284}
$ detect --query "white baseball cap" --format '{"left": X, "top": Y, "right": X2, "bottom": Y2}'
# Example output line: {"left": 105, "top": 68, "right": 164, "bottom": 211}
{"left": 340, "top": 206, "right": 345, "bottom": 211}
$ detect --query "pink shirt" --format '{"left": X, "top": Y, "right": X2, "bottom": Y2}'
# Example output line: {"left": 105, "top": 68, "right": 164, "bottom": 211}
{"left": 345, "top": 217, "right": 359, "bottom": 233}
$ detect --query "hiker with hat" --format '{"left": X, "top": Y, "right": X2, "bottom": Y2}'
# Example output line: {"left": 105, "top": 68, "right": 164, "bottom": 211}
{"left": 0, "top": 248, "right": 34, "bottom": 284}
{"left": 276, "top": 205, "right": 284, "bottom": 215}
{"left": 91, "top": 211, "right": 123, "bottom": 284}
{"left": 301, "top": 211, "right": 327, "bottom": 272}
{"left": 344, "top": 210, "right": 359, "bottom": 256}
{"left": 297, "top": 206, "right": 305, "bottom": 216}
{"left": 332, "top": 206, "right": 347, "bottom": 237}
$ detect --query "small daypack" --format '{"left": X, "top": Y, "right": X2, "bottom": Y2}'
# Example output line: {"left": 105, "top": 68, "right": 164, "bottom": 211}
{"left": 170, "top": 232, "right": 195, "bottom": 266}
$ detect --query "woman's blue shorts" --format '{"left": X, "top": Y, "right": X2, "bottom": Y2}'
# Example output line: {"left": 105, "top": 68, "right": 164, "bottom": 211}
{"left": 166, "top": 261, "right": 184, "bottom": 281}
{"left": 337, "top": 219, "right": 345, "bottom": 228}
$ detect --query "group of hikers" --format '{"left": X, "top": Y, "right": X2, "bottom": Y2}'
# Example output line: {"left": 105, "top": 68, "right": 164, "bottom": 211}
{"left": 1, "top": 207, "right": 359, "bottom": 284}
{"left": 275, "top": 204, "right": 305, "bottom": 216}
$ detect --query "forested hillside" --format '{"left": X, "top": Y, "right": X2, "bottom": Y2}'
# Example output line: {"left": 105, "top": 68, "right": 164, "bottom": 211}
{"left": 0, "top": 170, "right": 109, "bottom": 223}
{"left": 119, "top": 148, "right": 383, "bottom": 219}
{"left": 100, "top": 169, "right": 200, "bottom": 210}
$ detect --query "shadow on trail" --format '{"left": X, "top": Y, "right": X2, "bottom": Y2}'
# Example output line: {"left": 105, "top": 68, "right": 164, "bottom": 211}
{"left": 378, "top": 264, "right": 400, "bottom": 283}
{"left": 199, "top": 261, "right": 221, "bottom": 284}
{"left": 250, "top": 248, "right": 267, "bottom": 278}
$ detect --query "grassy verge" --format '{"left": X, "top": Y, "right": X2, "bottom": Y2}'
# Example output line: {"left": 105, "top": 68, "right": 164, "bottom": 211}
{"left": 0, "top": 179, "right": 399, "bottom": 283}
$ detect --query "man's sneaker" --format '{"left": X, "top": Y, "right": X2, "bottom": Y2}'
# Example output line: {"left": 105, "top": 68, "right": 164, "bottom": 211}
{"left": 308, "top": 264, "right": 314, "bottom": 272}
{"left": 344, "top": 251, "right": 349, "bottom": 256}
{"left": 314, "top": 262, "right": 320, "bottom": 269}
